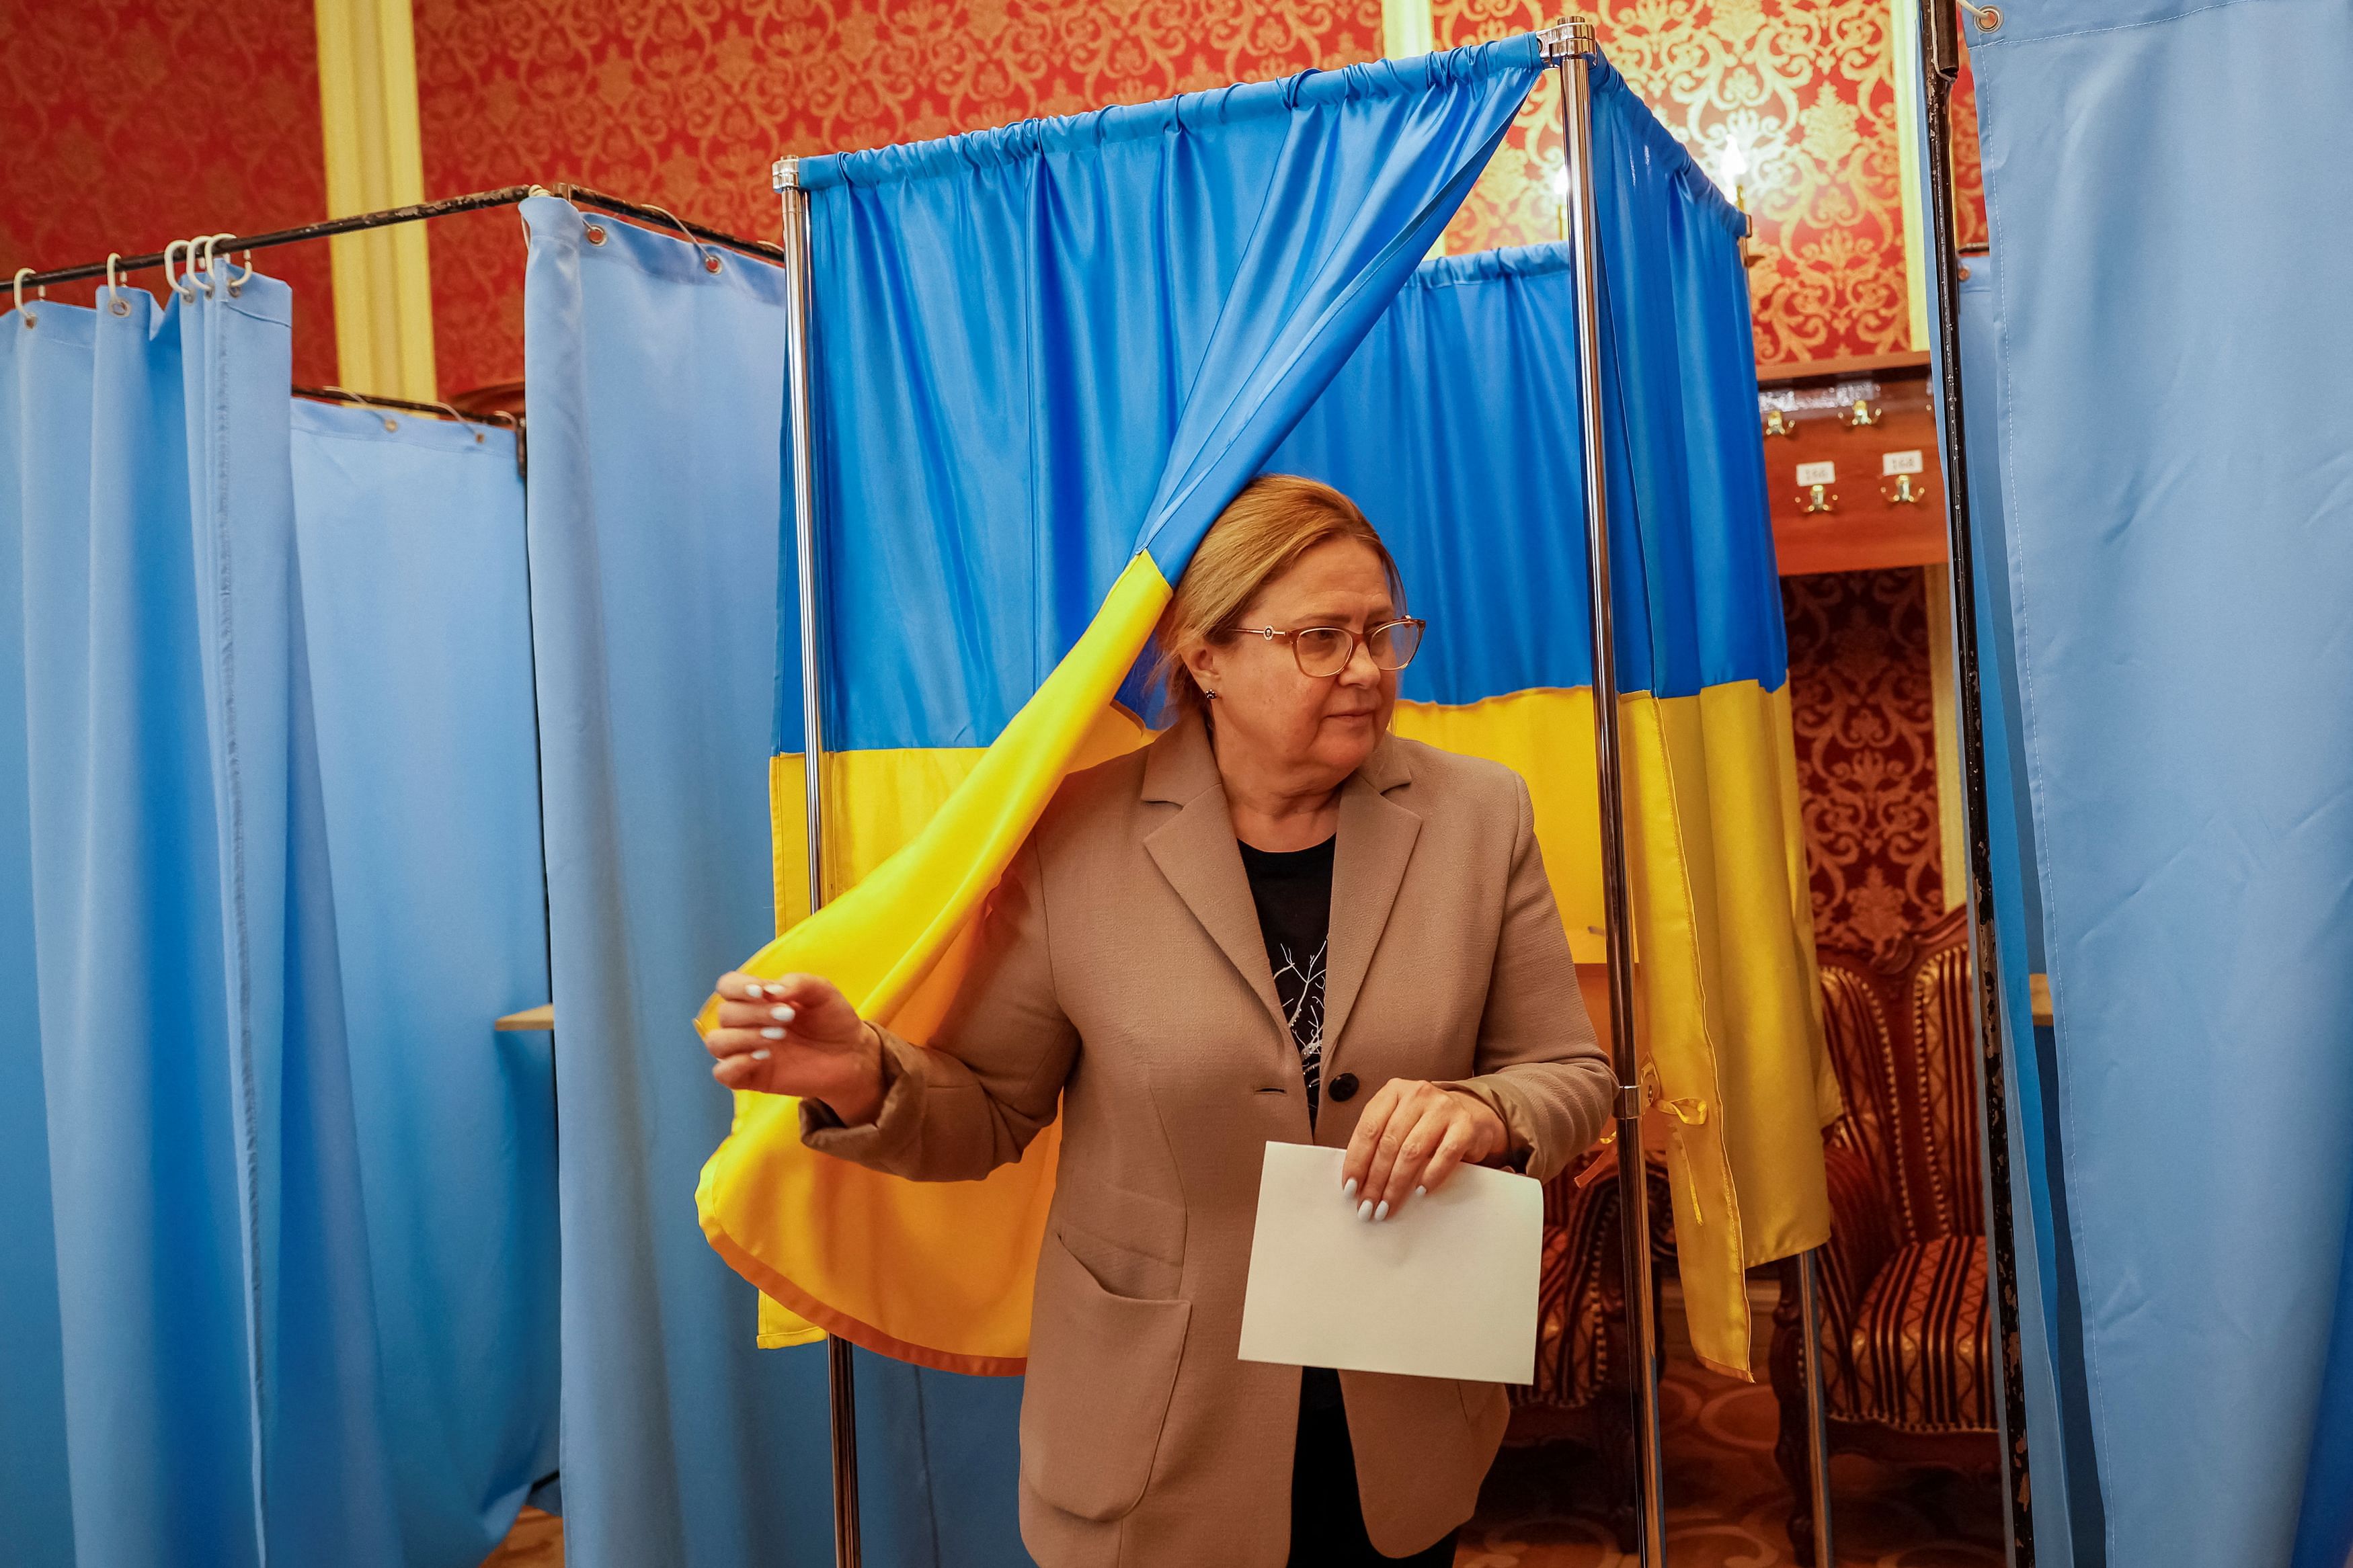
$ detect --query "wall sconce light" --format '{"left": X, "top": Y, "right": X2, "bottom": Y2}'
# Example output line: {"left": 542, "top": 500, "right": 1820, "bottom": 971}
{"left": 1715, "top": 138, "right": 1762, "bottom": 269}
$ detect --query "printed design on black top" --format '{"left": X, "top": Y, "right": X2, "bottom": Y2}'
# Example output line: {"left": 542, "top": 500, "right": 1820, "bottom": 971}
{"left": 1273, "top": 938, "right": 1327, "bottom": 1106}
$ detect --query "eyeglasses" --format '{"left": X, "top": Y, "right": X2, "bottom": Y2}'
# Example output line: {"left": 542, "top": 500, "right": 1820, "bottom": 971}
{"left": 1234, "top": 618, "right": 1426, "bottom": 678}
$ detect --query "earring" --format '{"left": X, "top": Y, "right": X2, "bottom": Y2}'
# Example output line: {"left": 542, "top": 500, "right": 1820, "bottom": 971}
{"left": 1201, "top": 687, "right": 1218, "bottom": 700}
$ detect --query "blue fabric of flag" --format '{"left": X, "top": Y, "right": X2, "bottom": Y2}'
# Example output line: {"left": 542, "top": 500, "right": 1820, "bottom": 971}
{"left": 798, "top": 39, "right": 1542, "bottom": 750}
{"left": 288, "top": 400, "right": 561, "bottom": 1563}
{"left": 1969, "top": 2, "right": 2353, "bottom": 1562}
{"left": 4, "top": 279, "right": 403, "bottom": 1565}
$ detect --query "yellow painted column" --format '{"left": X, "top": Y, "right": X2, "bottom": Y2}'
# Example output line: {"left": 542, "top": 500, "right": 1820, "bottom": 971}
{"left": 1382, "top": 0, "right": 1434, "bottom": 60}
{"left": 1889, "top": 0, "right": 1933, "bottom": 352}
{"left": 315, "top": 0, "right": 437, "bottom": 401}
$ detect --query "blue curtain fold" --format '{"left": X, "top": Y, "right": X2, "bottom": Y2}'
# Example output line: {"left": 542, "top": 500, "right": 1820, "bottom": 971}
{"left": 3, "top": 284, "right": 569, "bottom": 1567}
{"left": 5, "top": 280, "right": 401, "bottom": 1565}
{"left": 288, "top": 399, "right": 560, "bottom": 1562}
{"left": 1969, "top": 2, "right": 2353, "bottom": 1563}
{"left": 799, "top": 36, "right": 1543, "bottom": 748}
{"left": 1952, "top": 243, "right": 2099, "bottom": 1566}
{"left": 518, "top": 196, "right": 846, "bottom": 1567}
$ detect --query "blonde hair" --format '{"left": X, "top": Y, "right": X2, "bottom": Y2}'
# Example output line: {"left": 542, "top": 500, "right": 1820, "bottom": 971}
{"left": 1154, "top": 474, "right": 1402, "bottom": 718}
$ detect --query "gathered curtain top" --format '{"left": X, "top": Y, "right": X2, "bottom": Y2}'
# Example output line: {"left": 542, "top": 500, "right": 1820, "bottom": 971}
{"left": 1589, "top": 54, "right": 1750, "bottom": 243}
{"left": 797, "top": 34, "right": 1546, "bottom": 191}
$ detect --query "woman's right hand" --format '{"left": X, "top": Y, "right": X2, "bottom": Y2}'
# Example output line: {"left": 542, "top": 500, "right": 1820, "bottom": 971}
{"left": 705, "top": 971, "right": 886, "bottom": 1124}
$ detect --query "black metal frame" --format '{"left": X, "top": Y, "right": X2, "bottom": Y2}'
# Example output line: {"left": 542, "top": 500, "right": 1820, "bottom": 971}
{"left": 11, "top": 182, "right": 782, "bottom": 292}
{"left": 1915, "top": 2, "right": 2034, "bottom": 1562}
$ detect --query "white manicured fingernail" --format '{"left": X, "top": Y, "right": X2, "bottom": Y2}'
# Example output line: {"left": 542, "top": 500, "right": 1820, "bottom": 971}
{"left": 746, "top": 983, "right": 767, "bottom": 999}
{"left": 1343, "top": 1178, "right": 1358, "bottom": 1200}
{"left": 751, "top": 1049, "right": 772, "bottom": 1061}
{"left": 760, "top": 1026, "right": 786, "bottom": 1040}
{"left": 1415, "top": 1186, "right": 1427, "bottom": 1199}
{"left": 1375, "top": 1200, "right": 1390, "bottom": 1222}
{"left": 1357, "top": 1200, "right": 1373, "bottom": 1222}
{"left": 770, "top": 1004, "right": 795, "bottom": 1022}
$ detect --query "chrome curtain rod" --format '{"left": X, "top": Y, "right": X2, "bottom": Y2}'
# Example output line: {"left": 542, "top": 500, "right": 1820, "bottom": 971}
{"left": 12, "top": 182, "right": 785, "bottom": 292}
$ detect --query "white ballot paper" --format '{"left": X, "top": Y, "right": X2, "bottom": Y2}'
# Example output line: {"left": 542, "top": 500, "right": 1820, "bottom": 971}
{"left": 1236, "top": 1141, "right": 1542, "bottom": 1385}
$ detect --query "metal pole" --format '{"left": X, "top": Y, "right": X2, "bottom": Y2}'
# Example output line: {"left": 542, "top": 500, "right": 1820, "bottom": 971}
{"left": 1797, "top": 1250, "right": 1837, "bottom": 1566}
{"left": 1912, "top": 5, "right": 2032, "bottom": 1563}
{"left": 775, "top": 153, "right": 863, "bottom": 1568}
{"left": 1542, "top": 18, "right": 1667, "bottom": 1565}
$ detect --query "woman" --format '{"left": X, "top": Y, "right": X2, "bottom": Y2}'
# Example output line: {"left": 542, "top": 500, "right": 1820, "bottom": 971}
{"left": 707, "top": 476, "right": 1613, "bottom": 1567}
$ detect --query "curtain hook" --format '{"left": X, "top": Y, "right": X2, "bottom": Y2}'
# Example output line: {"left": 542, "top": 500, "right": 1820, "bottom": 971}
{"left": 643, "top": 204, "right": 723, "bottom": 274}
{"left": 224, "top": 245, "right": 258, "bottom": 298}
{"left": 106, "top": 253, "right": 132, "bottom": 316}
{"left": 164, "top": 239, "right": 198, "bottom": 301}
{"left": 430, "top": 399, "right": 488, "bottom": 444}
{"left": 11, "top": 267, "right": 35, "bottom": 327}
{"left": 321, "top": 384, "right": 401, "bottom": 433}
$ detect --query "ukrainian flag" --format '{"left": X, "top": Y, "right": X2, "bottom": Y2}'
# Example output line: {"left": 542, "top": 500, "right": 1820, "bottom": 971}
{"left": 696, "top": 40, "right": 1551, "bottom": 1370}
{"left": 700, "top": 44, "right": 1830, "bottom": 1381}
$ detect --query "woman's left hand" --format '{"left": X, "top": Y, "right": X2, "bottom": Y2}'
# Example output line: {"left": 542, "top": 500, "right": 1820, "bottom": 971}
{"left": 1339, "top": 1079, "right": 1509, "bottom": 1220}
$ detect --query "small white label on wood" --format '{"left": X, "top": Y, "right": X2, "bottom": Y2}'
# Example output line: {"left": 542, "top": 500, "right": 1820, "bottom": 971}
{"left": 1882, "top": 449, "right": 1925, "bottom": 476}
{"left": 1796, "top": 460, "right": 1836, "bottom": 486}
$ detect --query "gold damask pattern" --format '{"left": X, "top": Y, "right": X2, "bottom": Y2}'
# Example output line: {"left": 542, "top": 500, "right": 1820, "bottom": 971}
{"left": 1952, "top": 47, "right": 1987, "bottom": 250}
{"left": 1782, "top": 570, "right": 1945, "bottom": 956}
{"left": 1433, "top": 0, "right": 1913, "bottom": 366}
{"left": 412, "top": 0, "right": 1380, "bottom": 395}
{"left": 0, "top": 0, "right": 341, "bottom": 387}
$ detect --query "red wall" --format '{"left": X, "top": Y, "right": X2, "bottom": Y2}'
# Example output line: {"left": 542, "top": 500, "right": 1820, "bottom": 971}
{"left": 0, "top": 0, "right": 339, "bottom": 388}
{"left": 411, "top": 0, "right": 1384, "bottom": 397}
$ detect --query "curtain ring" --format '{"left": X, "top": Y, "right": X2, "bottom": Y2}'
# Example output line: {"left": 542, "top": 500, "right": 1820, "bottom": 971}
{"left": 643, "top": 204, "right": 723, "bottom": 274}
{"left": 106, "top": 253, "right": 132, "bottom": 316}
{"left": 1957, "top": 0, "right": 2001, "bottom": 30}
{"left": 429, "top": 400, "right": 487, "bottom": 444}
{"left": 584, "top": 221, "right": 607, "bottom": 245}
{"left": 224, "top": 248, "right": 258, "bottom": 297}
{"left": 196, "top": 233, "right": 237, "bottom": 297}
{"left": 164, "top": 239, "right": 198, "bottom": 301}
{"left": 11, "top": 267, "right": 35, "bottom": 327}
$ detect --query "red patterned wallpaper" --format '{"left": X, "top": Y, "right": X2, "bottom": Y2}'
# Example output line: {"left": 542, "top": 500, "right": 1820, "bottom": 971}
{"left": 1434, "top": 0, "right": 1913, "bottom": 368}
{"left": 1952, "top": 43, "right": 1987, "bottom": 250}
{"left": 0, "top": 0, "right": 338, "bottom": 387}
{"left": 1782, "top": 569, "right": 1945, "bottom": 956}
{"left": 412, "top": 0, "right": 1383, "bottom": 397}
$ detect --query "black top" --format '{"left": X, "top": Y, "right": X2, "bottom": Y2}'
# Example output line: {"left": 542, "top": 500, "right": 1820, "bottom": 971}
{"left": 1236, "top": 835, "right": 1336, "bottom": 1128}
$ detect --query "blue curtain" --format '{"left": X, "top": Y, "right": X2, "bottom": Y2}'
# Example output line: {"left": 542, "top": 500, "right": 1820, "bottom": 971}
{"left": 2, "top": 285, "right": 566, "bottom": 1567}
{"left": 288, "top": 399, "right": 560, "bottom": 1561}
{"left": 3, "top": 278, "right": 399, "bottom": 1565}
{"left": 1969, "top": 2, "right": 2353, "bottom": 1563}
{"left": 1952, "top": 243, "right": 2100, "bottom": 1565}
{"left": 518, "top": 196, "right": 847, "bottom": 1567}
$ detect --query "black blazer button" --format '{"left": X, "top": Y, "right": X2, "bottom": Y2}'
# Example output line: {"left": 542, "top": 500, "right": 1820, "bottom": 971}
{"left": 1327, "top": 1073, "right": 1359, "bottom": 1104}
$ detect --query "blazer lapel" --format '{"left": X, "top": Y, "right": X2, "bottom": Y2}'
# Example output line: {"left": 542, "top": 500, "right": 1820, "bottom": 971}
{"left": 1142, "top": 716, "right": 1289, "bottom": 1037}
{"left": 1322, "top": 735, "right": 1421, "bottom": 1061}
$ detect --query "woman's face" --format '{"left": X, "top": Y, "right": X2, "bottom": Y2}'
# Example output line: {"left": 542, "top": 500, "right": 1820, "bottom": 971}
{"left": 1186, "top": 538, "right": 1400, "bottom": 787}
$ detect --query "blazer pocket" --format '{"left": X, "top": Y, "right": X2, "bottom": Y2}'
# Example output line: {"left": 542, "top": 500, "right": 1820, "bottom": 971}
{"left": 1021, "top": 1229, "right": 1191, "bottom": 1523}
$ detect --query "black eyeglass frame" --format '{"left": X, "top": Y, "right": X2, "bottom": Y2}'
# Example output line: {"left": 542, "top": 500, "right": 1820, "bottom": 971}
{"left": 1231, "top": 617, "right": 1427, "bottom": 677}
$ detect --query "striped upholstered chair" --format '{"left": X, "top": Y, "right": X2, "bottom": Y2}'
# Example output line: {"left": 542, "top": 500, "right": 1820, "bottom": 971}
{"left": 1771, "top": 903, "right": 1999, "bottom": 1563}
{"left": 1502, "top": 1153, "right": 1675, "bottom": 1553}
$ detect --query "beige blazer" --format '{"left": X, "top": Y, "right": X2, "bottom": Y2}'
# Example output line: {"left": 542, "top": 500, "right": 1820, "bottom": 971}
{"left": 804, "top": 712, "right": 1613, "bottom": 1567}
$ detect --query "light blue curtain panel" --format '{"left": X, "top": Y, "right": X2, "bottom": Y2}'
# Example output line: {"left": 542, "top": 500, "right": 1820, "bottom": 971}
{"left": 520, "top": 196, "right": 857, "bottom": 1568}
{"left": 1970, "top": 2, "right": 2353, "bottom": 1564}
{"left": 0, "top": 294, "right": 76, "bottom": 1565}
{"left": 1953, "top": 244, "right": 2100, "bottom": 1565}
{"left": 288, "top": 399, "right": 560, "bottom": 1563}
{"left": 5, "top": 278, "right": 401, "bottom": 1565}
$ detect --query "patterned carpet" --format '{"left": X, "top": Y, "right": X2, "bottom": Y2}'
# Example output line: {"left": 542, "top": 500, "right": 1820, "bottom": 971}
{"left": 481, "top": 1287, "right": 2004, "bottom": 1568}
